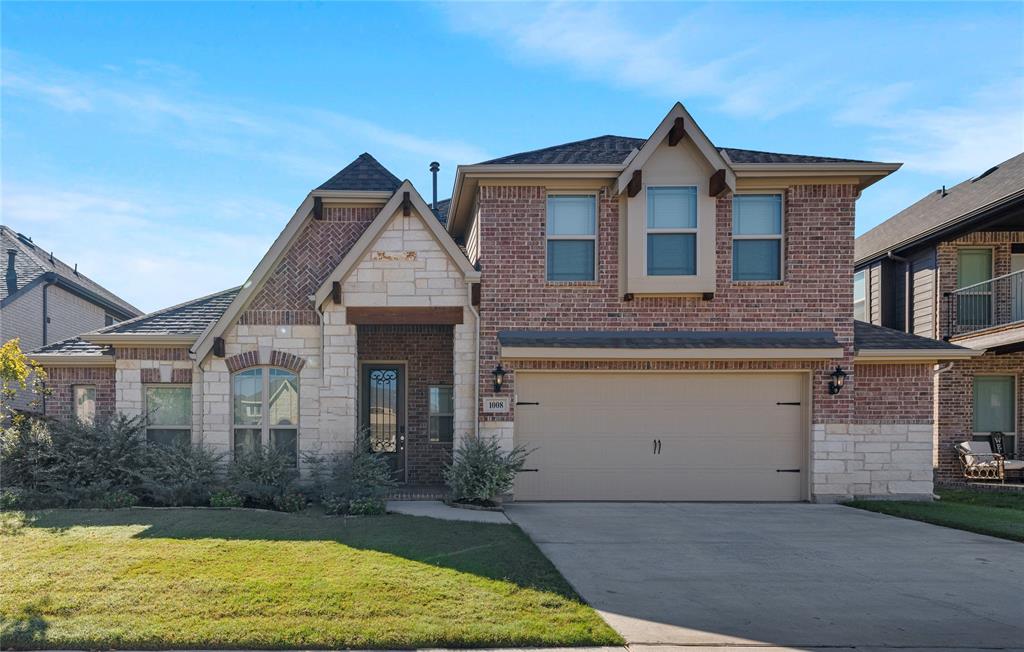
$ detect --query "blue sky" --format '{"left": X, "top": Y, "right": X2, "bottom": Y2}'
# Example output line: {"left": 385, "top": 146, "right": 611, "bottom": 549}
{"left": 3, "top": 2, "right": 1022, "bottom": 313}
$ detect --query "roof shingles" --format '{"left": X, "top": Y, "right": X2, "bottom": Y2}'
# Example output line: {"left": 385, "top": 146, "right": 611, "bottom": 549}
{"left": 317, "top": 153, "right": 402, "bottom": 192}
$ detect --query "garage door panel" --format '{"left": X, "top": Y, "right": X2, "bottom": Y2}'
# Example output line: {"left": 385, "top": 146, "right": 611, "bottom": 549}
{"left": 514, "top": 372, "right": 807, "bottom": 501}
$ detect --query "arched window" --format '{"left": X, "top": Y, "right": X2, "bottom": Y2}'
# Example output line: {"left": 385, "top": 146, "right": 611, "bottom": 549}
{"left": 232, "top": 367, "right": 299, "bottom": 464}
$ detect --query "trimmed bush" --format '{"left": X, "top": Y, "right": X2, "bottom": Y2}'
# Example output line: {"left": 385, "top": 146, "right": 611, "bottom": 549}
{"left": 445, "top": 436, "right": 531, "bottom": 506}
{"left": 142, "top": 443, "right": 224, "bottom": 507}
{"left": 209, "top": 490, "right": 244, "bottom": 508}
{"left": 226, "top": 447, "right": 300, "bottom": 509}
{"left": 305, "top": 428, "right": 396, "bottom": 515}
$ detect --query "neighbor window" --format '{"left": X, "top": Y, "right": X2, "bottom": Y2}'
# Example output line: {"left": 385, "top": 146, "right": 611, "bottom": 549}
{"left": 733, "top": 194, "right": 783, "bottom": 281}
{"left": 104, "top": 314, "right": 115, "bottom": 327}
{"left": 233, "top": 367, "right": 299, "bottom": 464}
{"left": 145, "top": 386, "right": 192, "bottom": 447}
{"left": 73, "top": 385, "right": 96, "bottom": 424}
{"left": 974, "top": 376, "right": 1016, "bottom": 434}
{"left": 957, "top": 248, "right": 994, "bottom": 327}
{"left": 853, "top": 270, "right": 867, "bottom": 321}
{"left": 647, "top": 186, "right": 697, "bottom": 276}
{"left": 546, "top": 195, "right": 596, "bottom": 281}
{"left": 428, "top": 386, "right": 454, "bottom": 443}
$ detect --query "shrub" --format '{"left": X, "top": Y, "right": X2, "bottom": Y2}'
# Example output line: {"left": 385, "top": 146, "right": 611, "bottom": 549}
{"left": 348, "top": 496, "right": 386, "bottom": 516}
{"left": 226, "top": 447, "right": 300, "bottom": 509}
{"left": 142, "top": 443, "right": 224, "bottom": 507}
{"left": 308, "top": 429, "right": 396, "bottom": 515}
{"left": 444, "top": 436, "right": 531, "bottom": 506}
{"left": 209, "top": 490, "right": 244, "bottom": 508}
{"left": 273, "top": 491, "right": 307, "bottom": 513}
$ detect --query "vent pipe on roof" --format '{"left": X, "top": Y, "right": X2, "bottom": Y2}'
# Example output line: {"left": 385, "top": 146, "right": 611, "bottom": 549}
{"left": 430, "top": 161, "right": 440, "bottom": 211}
{"left": 940, "top": 185, "right": 948, "bottom": 197}
{"left": 6, "top": 249, "right": 17, "bottom": 295}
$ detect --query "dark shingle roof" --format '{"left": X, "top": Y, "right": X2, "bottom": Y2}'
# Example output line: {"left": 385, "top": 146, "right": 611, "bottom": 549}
{"left": 432, "top": 198, "right": 451, "bottom": 226}
{"left": 97, "top": 287, "right": 240, "bottom": 335}
{"left": 317, "top": 153, "right": 402, "bottom": 192}
{"left": 498, "top": 330, "right": 840, "bottom": 349}
{"left": 0, "top": 225, "right": 141, "bottom": 317}
{"left": 32, "top": 336, "right": 110, "bottom": 357}
{"left": 478, "top": 135, "right": 883, "bottom": 167}
{"left": 855, "top": 152, "right": 1024, "bottom": 264}
{"left": 480, "top": 136, "right": 646, "bottom": 165}
{"left": 853, "top": 320, "right": 971, "bottom": 352}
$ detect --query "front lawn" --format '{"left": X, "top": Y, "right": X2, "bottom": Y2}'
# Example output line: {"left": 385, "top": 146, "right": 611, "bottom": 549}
{"left": 846, "top": 488, "right": 1024, "bottom": 542}
{"left": 0, "top": 509, "right": 621, "bottom": 649}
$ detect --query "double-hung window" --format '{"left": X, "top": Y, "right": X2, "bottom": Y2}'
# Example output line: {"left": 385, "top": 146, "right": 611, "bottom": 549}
{"left": 546, "top": 195, "right": 596, "bottom": 281}
{"left": 974, "top": 375, "right": 1017, "bottom": 455}
{"left": 145, "top": 386, "right": 192, "bottom": 447}
{"left": 853, "top": 270, "right": 867, "bottom": 321}
{"left": 233, "top": 367, "right": 299, "bottom": 465}
{"left": 647, "top": 187, "right": 697, "bottom": 276}
{"left": 733, "top": 194, "right": 783, "bottom": 281}
{"left": 74, "top": 385, "right": 96, "bottom": 424}
{"left": 428, "top": 386, "right": 454, "bottom": 443}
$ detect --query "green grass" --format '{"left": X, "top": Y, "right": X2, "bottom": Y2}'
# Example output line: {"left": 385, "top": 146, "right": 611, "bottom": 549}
{"left": 0, "top": 508, "right": 622, "bottom": 649}
{"left": 846, "top": 488, "right": 1024, "bottom": 542}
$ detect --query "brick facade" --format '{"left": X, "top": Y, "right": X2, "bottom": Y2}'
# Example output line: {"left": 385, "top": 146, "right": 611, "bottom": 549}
{"left": 936, "top": 231, "right": 1024, "bottom": 337}
{"left": 42, "top": 367, "right": 116, "bottom": 422}
{"left": 242, "top": 206, "right": 379, "bottom": 325}
{"left": 476, "top": 183, "right": 858, "bottom": 426}
{"left": 853, "top": 363, "right": 934, "bottom": 425}
{"left": 357, "top": 324, "right": 454, "bottom": 485}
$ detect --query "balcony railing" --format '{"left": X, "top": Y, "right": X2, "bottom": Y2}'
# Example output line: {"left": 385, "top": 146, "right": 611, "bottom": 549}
{"left": 944, "top": 268, "right": 1024, "bottom": 338}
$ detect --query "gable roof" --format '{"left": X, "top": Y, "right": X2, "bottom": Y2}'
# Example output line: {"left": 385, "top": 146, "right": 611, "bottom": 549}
{"left": 0, "top": 225, "right": 141, "bottom": 318}
{"left": 316, "top": 153, "right": 402, "bottom": 192}
{"left": 855, "top": 151, "right": 1024, "bottom": 265}
{"left": 312, "top": 181, "right": 479, "bottom": 309}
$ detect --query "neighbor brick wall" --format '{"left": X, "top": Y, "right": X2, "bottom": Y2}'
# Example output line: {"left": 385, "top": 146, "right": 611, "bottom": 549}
{"left": 936, "top": 231, "right": 1024, "bottom": 338}
{"left": 853, "top": 363, "right": 934, "bottom": 425}
{"left": 43, "top": 367, "right": 116, "bottom": 422}
{"left": 357, "top": 324, "right": 454, "bottom": 485}
{"left": 476, "top": 183, "right": 858, "bottom": 425}
{"left": 242, "top": 206, "right": 379, "bottom": 325}
{"left": 936, "top": 351, "right": 1024, "bottom": 481}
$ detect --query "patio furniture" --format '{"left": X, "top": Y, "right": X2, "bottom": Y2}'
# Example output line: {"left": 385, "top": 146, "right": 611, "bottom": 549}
{"left": 956, "top": 440, "right": 1024, "bottom": 483}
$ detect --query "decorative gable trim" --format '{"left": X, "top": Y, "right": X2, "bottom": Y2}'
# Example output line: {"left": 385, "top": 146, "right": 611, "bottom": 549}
{"left": 615, "top": 102, "right": 736, "bottom": 196}
{"left": 312, "top": 181, "right": 480, "bottom": 309}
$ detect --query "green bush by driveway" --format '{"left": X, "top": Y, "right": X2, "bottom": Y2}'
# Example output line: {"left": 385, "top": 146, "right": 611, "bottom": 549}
{"left": 0, "top": 508, "right": 621, "bottom": 649}
{"left": 845, "top": 488, "right": 1024, "bottom": 542}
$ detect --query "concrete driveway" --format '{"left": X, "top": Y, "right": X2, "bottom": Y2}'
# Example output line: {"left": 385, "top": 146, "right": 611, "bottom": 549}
{"left": 506, "top": 503, "right": 1024, "bottom": 650}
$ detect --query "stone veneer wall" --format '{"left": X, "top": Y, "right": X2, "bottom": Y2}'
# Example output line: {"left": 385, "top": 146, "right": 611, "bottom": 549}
{"left": 357, "top": 324, "right": 454, "bottom": 484}
{"left": 42, "top": 367, "right": 116, "bottom": 422}
{"left": 114, "top": 347, "right": 194, "bottom": 421}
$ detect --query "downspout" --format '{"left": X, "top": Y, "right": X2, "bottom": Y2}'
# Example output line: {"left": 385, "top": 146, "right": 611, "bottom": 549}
{"left": 467, "top": 285, "right": 480, "bottom": 441}
{"left": 41, "top": 277, "right": 54, "bottom": 346}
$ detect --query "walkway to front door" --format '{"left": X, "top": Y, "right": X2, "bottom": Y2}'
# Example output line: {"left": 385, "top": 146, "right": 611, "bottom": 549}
{"left": 506, "top": 502, "right": 1024, "bottom": 648}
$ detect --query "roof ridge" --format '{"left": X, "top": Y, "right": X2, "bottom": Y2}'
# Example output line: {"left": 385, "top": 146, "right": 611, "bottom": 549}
{"left": 479, "top": 134, "right": 645, "bottom": 165}
{"left": 90, "top": 286, "right": 242, "bottom": 335}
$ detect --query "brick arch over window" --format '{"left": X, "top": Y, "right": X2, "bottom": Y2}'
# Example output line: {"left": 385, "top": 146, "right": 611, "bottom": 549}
{"left": 225, "top": 350, "right": 306, "bottom": 374}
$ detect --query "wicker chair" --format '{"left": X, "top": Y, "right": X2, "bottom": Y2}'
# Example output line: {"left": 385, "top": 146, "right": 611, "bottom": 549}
{"left": 955, "top": 440, "right": 1024, "bottom": 483}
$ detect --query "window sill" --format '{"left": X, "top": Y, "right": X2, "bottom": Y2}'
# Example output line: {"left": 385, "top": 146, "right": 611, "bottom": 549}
{"left": 545, "top": 280, "right": 601, "bottom": 288}
{"left": 731, "top": 279, "right": 786, "bottom": 286}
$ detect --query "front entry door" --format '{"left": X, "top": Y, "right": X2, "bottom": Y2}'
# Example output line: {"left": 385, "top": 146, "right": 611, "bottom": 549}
{"left": 361, "top": 364, "right": 406, "bottom": 482}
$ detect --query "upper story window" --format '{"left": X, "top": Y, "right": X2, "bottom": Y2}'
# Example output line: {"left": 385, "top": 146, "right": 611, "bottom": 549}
{"left": 546, "top": 194, "right": 596, "bottom": 281}
{"left": 646, "top": 186, "right": 697, "bottom": 276}
{"left": 232, "top": 367, "right": 299, "bottom": 465}
{"left": 732, "top": 194, "right": 783, "bottom": 281}
{"left": 145, "top": 385, "right": 192, "bottom": 447}
{"left": 104, "top": 314, "right": 115, "bottom": 327}
{"left": 74, "top": 385, "right": 96, "bottom": 424}
{"left": 853, "top": 270, "right": 867, "bottom": 321}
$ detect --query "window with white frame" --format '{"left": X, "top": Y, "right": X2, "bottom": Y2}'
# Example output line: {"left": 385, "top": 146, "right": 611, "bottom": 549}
{"left": 733, "top": 194, "right": 783, "bottom": 281}
{"left": 428, "top": 386, "right": 454, "bottom": 443}
{"left": 74, "top": 385, "right": 96, "bottom": 424}
{"left": 853, "top": 270, "right": 867, "bottom": 321}
{"left": 647, "top": 186, "right": 697, "bottom": 276}
{"left": 546, "top": 195, "right": 597, "bottom": 281}
{"left": 974, "top": 375, "right": 1017, "bottom": 455}
{"left": 145, "top": 386, "right": 192, "bottom": 447}
{"left": 232, "top": 367, "right": 299, "bottom": 464}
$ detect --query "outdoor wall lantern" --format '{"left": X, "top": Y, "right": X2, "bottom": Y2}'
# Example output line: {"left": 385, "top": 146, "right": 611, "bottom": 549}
{"left": 828, "top": 366, "right": 848, "bottom": 395}
{"left": 492, "top": 364, "right": 507, "bottom": 392}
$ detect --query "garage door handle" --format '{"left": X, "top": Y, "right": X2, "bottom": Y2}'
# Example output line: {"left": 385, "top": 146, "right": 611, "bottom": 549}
{"left": 776, "top": 402, "right": 801, "bottom": 406}
{"left": 776, "top": 469, "right": 801, "bottom": 473}
{"left": 519, "top": 468, "right": 539, "bottom": 472}
{"left": 516, "top": 401, "right": 540, "bottom": 406}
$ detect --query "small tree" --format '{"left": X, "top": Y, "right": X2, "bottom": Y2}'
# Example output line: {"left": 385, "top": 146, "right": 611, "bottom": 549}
{"left": 0, "top": 339, "right": 48, "bottom": 423}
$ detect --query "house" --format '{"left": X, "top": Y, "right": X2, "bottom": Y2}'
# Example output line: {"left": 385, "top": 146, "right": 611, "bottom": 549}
{"left": 29, "top": 103, "right": 975, "bottom": 502}
{"left": 1, "top": 225, "right": 141, "bottom": 412}
{"left": 855, "top": 152, "right": 1023, "bottom": 482}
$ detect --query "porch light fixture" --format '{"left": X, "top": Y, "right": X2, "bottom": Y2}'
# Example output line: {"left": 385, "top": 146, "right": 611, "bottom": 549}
{"left": 491, "top": 364, "right": 507, "bottom": 393}
{"left": 828, "top": 366, "right": 848, "bottom": 395}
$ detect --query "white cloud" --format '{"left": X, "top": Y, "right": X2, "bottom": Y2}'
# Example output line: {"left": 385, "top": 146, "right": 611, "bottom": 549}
{"left": 2, "top": 181, "right": 293, "bottom": 313}
{"left": 836, "top": 79, "right": 1024, "bottom": 176}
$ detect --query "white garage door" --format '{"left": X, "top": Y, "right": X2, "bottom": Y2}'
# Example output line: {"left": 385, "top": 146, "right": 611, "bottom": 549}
{"left": 514, "top": 372, "right": 807, "bottom": 501}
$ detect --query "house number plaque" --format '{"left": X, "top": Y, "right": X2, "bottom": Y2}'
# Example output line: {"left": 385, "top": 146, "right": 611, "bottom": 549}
{"left": 483, "top": 397, "right": 509, "bottom": 413}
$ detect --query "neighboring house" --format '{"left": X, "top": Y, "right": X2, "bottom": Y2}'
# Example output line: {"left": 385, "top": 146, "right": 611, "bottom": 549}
{"left": 855, "top": 152, "right": 1024, "bottom": 482}
{"left": 31, "top": 103, "right": 974, "bottom": 502}
{"left": 1, "top": 225, "right": 141, "bottom": 411}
